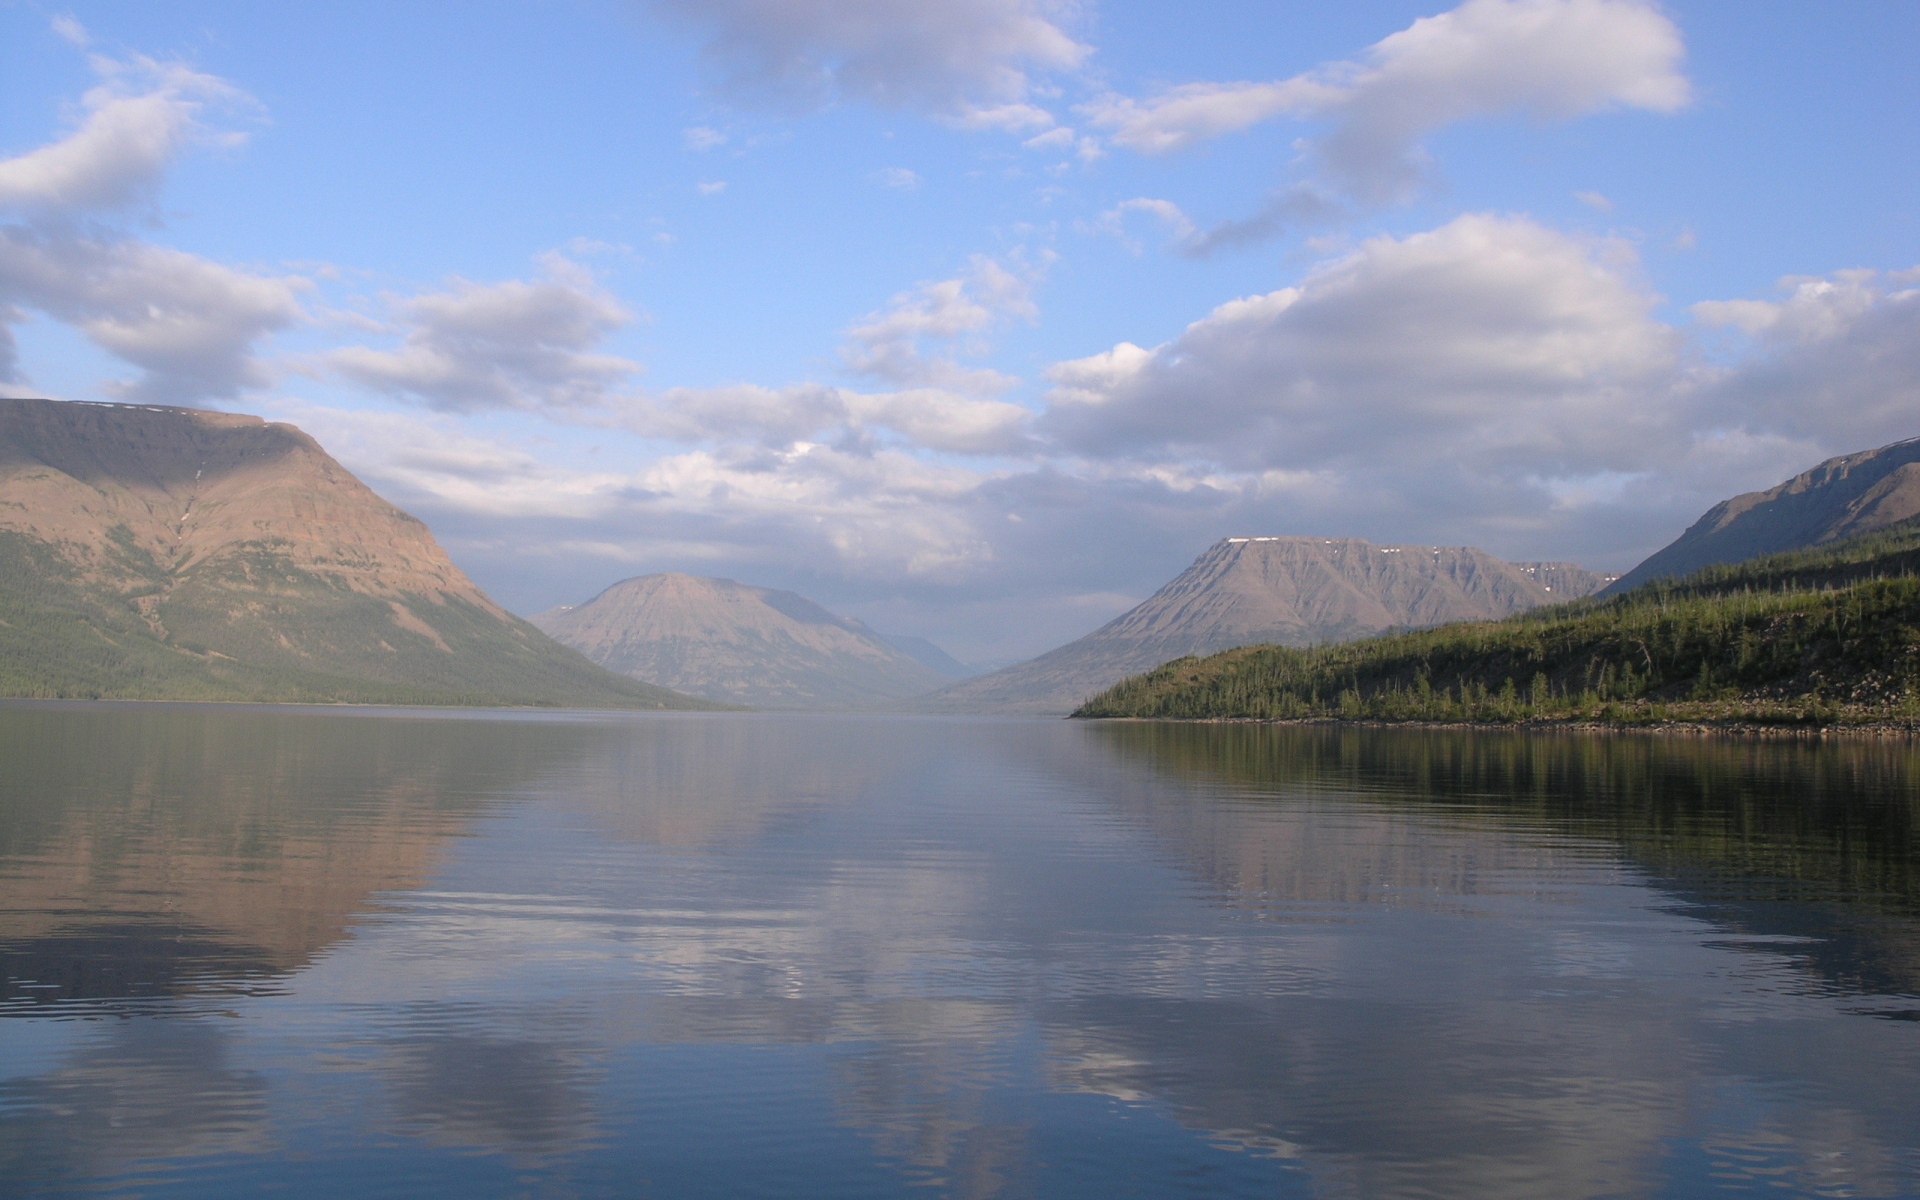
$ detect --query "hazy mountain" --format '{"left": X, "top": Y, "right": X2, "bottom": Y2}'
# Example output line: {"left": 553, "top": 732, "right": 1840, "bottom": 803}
{"left": 883, "top": 634, "right": 976, "bottom": 679}
{"left": 0, "top": 397, "right": 713, "bottom": 708}
{"left": 917, "top": 537, "right": 1614, "bottom": 715}
{"left": 1606, "top": 436, "right": 1920, "bottom": 594}
{"left": 533, "top": 573, "right": 949, "bottom": 709}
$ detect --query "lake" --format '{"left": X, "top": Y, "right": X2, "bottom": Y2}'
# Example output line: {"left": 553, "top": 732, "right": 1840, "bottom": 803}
{"left": 2, "top": 703, "right": 1918, "bottom": 1198}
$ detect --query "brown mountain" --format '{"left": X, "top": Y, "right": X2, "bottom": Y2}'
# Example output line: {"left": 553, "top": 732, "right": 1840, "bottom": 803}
{"left": 0, "top": 397, "right": 714, "bottom": 707}
{"left": 1606, "top": 436, "right": 1920, "bottom": 594}
{"left": 533, "top": 572, "right": 949, "bottom": 709}
{"left": 917, "top": 537, "right": 1614, "bottom": 715}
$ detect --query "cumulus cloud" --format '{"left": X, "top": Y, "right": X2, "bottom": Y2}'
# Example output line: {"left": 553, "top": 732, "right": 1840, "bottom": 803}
{"left": 0, "top": 51, "right": 251, "bottom": 214}
{"left": 0, "top": 44, "right": 297, "bottom": 402}
{"left": 622, "top": 382, "right": 1036, "bottom": 456}
{"left": 1044, "top": 213, "right": 1680, "bottom": 479}
{"left": 650, "top": 0, "right": 1087, "bottom": 117}
{"left": 0, "top": 226, "right": 305, "bottom": 402}
{"left": 841, "top": 253, "right": 1044, "bottom": 392}
{"left": 293, "top": 401, "right": 1002, "bottom": 584}
{"left": 1084, "top": 0, "right": 1688, "bottom": 202}
{"left": 327, "top": 255, "right": 639, "bottom": 413}
{"left": 1693, "top": 268, "right": 1920, "bottom": 452}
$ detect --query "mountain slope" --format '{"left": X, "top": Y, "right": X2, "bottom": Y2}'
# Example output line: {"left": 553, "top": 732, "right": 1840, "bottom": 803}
{"left": 918, "top": 537, "right": 1615, "bottom": 715}
{"left": 0, "top": 398, "right": 716, "bottom": 708}
{"left": 1607, "top": 436, "right": 1920, "bottom": 593}
{"left": 1075, "top": 518, "right": 1920, "bottom": 726}
{"left": 884, "top": 634, "right": 976, "bottom": 679}
{"left": 532, "top": 573, "right": 948, "bottom": 709}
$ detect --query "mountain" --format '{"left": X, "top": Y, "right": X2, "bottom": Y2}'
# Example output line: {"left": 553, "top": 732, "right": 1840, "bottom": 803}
{"left": 1076, "top": 517, "right": 1920, "bottom": 726}
{"left": 0, "top": 397, "right": 715, "bottom": 708}
{"left": 883, "top": 634, "right": 976, "bottom": 679}
{"left": 917, "top": 537, "right": 1615, "bottom": 715}
{"left": 532, "top": 573, "right": 949, "bottom": 709}
{"left": 1607, "top": 436, "right": 1920, "bottom": 594}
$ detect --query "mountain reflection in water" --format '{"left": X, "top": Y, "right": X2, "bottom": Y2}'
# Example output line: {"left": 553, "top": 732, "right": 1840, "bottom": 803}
{"left": 1, "top": 704, "right": 1917, "bottom": 1198}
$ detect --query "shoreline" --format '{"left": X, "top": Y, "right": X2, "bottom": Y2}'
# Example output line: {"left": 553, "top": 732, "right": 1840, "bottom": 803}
{"left": 1073, "top": 714, "right": 1920, "bottom": 740}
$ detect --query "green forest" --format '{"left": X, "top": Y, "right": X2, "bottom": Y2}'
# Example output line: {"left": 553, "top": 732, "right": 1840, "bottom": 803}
{"left": 1075, "top": 519, "right": 1920, "bottom": 727}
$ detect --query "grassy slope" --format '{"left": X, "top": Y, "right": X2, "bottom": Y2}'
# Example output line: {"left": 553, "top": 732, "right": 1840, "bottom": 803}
{"left": 1075, "top": 520, "right": 1920, "bottom": 726}
{"left": 0, "top": 532, "right": 725, "bottom": 708}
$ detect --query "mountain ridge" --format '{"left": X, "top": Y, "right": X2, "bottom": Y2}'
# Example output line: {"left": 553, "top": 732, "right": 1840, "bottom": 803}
{"left": 533, "top": 572, "right": 950, "bottom": 709}
{"left": 1607, "top": 436, "right": 1920, "bottom": 594}
{"left": 0, "top": 397, "right": 715, "bottom": 708}
{"left": 915, "top": 537, "right": 1615, "bottom": 715}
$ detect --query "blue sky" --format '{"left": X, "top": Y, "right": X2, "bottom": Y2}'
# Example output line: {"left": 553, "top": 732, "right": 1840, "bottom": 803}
{"left": 2, "top": 0, "right": 1917, "bottom": 662}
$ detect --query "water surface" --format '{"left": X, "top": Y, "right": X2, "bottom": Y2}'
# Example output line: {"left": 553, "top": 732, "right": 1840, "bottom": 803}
{"left": 2, "top": 704, "right": 1918, "bottom": 1198}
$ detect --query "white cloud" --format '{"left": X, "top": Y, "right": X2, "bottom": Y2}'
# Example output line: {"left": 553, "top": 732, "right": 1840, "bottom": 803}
{"left": 1044, "top": 213, "right": 1680, "bottom": 479}
{"left": 1575, "top": 189, "right": 1615, "bottom": 212}
{"left": 0, "top": 46, "right": 296, "bottom": 403}
{"left": 51, "top": 15, "right": 91, "bottom": 48}
{"left": 298, "top": 401, "right": 1004, "bottom": 584}
{"left": 697, "top": 179, "right": 728, "bottom": 195}
{"left": 0, "top": 226, "right": 306, "bottom": 401}
{"left": 327, "top": 255, "right": 639, "bottom": 413}
{"left": 1692, "top": 269, "right": 1920, "bottom": 452}
{"left": 841, "top": 253, "right": 1044, "bottom": 391}
{"left": 622, "top": 382, "right": 1036, "bottom": 456}
{"left": 1082, "top": 78, "right": 1336, "bottom": 155}
{"left": 278, "top": 404, "right": 638, "bottom": 520}
{"left": 1021, "top": 126, "right": 1075, "bottom": 150}
{"left": 0, "top": 54, "right": 251, "bottom": 213}
{"left": 872, "top": 166, "right": 921, "bottom": 190}
{"left": 941, "top": 102, "right": 1057, "bottom": 132}
{"left": 649, "top": 0, "right": 1087, "bottom": 116}
{"left": 1092, "top": 198, "right": 1196, "bottom": 254}
{"left": 683, "top": 125, "right": 728, "bottom": 150}
{"left": 1083, "top": 0, "right": 1688, "bottom": 202}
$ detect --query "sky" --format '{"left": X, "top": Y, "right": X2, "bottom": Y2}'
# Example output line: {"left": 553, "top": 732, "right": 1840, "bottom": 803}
{"left": 2, "top": 0, "right": 1917, "bottom": 664}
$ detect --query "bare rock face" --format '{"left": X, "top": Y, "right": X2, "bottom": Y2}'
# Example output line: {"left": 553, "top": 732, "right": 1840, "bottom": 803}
{"left": 0, "top": 398, "right": 707, "bottom": 707}
{"left": 1606, "top": 437, "right": 1920, "bottom": 594}
{"left": 533, "top": 573, "right": 949, "bottom": 709}
{"left": 917, "top": 537, "right": 1615, "bottom": 715}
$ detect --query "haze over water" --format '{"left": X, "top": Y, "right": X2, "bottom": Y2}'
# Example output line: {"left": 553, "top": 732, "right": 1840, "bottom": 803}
{"left": 2, "top": 705, "right": 1918, "bottom": 1198}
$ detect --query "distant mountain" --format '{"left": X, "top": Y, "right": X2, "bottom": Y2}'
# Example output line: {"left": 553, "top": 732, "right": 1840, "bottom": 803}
{"left": 1607, "top": 436, "right": 1920, "bottom": 594}
{"left": 532, "top": 573, "right": 948, "bottom": 709}
{"left": 916, "top": 537, "right": 1614, "bottom": 715}
{"left": 1077, "top": 519, "right": 1920, "bottom": 725}
{"left": 883, "top": 634, "right": 976, "bottom": 679}
{"left": 0, "top": 397, "right": 714, "bottom": 708}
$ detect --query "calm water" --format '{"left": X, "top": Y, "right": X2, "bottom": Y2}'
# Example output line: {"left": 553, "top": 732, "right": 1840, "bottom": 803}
{"left": 2, "top": 705, "right": 1918, "bottom": 1199}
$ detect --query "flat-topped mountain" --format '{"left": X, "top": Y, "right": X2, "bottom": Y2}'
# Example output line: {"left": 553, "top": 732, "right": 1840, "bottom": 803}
{"left": 1608, "top": 436, "right": 1920, "bottom": 594}
{"left": 917, "top": 537, "right": 1615, "bottom": 715}
{"left": 533, "top": 573, "right": 950, "bottom": 709}
{"left": 0, "top": 397, "right": 714, "bottom": 707}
